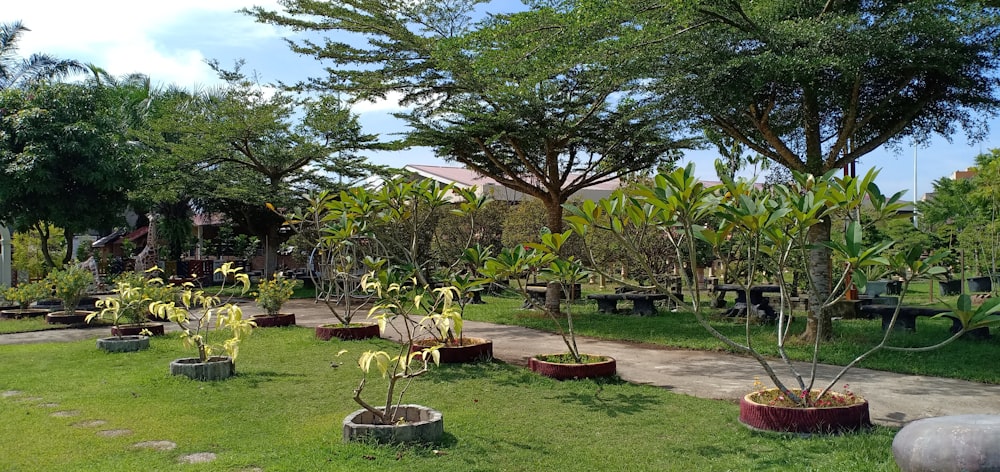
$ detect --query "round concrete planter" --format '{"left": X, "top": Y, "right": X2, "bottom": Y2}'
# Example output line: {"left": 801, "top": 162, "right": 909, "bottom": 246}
{"left": 96, "top": 335, "right": 150, "bottom": 353}
{"left": 45, "top": 310, "right": 94, "bottom": 325}
{"left": 111, "top": 323, "right": 165, "bottom": 337}
{"left": 252, "top": 313, "right": 296, "bottom": 328}
{"left": 315, "top": 323, "right": 380, "bottom": 341}
{"left": 893, "top": 415, "right": 1000, "bottom": 471}
{"left": 738, "top": 389, "right": 871, "bottom": 434}
{"left": 411, "top": 337, "right": 493, "bottom": 363}
{"left": 169, "top": 356, "right": 234, "bottom": 381}
{"left": 343, "top": 404, "right": 443, "bottom": 444}
{"left": 0, "top": 308, "right": 49, "bottom": 319}
{"left": 528, "top": 354, "right": 616, "bottom": 380}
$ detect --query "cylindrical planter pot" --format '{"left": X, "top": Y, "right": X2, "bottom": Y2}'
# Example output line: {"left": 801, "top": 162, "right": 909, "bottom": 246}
{"left": 343, "top": 404, "right": 443, "bottom": 444}
{"left": 528, "top": 354, "right": 617, "bottom": 380}
{"left": 738, "top": 389, "right": 871, "bottom": 434}
{"left": 893, "top": 415, "right": 1000, "bottom": 472}
{"left": 169, "top": 356, "right": 234, "bottom": 381}
{"left": 0, "top": 308, "right": 49, "bottom": 319}
{"left": 411, "top": 337, "right": 493, "bottom": 363}
{"left": 967, "top": 276, "right": 992, "bottom": 293}
{"left": 939, "top": 280, "right": 962, "bottom": 296}
{"left": 252, "top": 313, "right": 296, "bottom": 328}
{"left": 45, "top": 310, "right": 94, "bottom": 325}
{"left": 96, "top": 335, "right": 150, "bottom": 353}
{"left": 315, "top": 323, "right": 380, "bottom": 341}
{"left": 111, "top": 323, "right": 165, "bottom": 337}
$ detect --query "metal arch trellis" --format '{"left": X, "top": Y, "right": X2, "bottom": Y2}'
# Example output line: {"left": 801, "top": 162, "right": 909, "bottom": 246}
{"left": 310, "top": 234, "right": 382, "bottom": 305}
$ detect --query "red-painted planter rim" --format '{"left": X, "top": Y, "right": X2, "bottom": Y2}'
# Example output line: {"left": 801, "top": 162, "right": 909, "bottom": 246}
{"left": 739, "top": 388, "right": 871, "bottom": 434}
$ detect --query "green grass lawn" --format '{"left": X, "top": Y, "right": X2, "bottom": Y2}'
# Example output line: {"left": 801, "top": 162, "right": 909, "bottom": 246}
{"left": 463, "top": 293, "right": 1000, "bottom": 384}
{"left": 0, "top": 327, "right": 898, "bottom": 471}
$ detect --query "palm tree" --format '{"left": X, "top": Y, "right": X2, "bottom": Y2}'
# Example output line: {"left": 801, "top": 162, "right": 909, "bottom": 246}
{"left": 1, "top": 20, "right": 85, "bottom": 90}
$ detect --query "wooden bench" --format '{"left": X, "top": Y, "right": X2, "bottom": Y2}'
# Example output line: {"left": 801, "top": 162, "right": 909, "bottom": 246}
{"left": 858, "top": 304, "right": 990, "bottom": 338}
{"left": 587, "top": 292, "right": 681, "bottom": 316}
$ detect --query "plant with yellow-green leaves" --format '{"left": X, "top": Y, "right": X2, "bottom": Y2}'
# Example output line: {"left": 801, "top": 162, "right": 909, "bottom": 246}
{"left": 149, "top": 263, "right": 254, "bottom": 364}
{"left": 254, "top": 272, "right": 301, "bottom": 316}
{"left": 347, "top": 266, "right": 443, "bottom": 425}
{"left": 44, "top": 265, "right": 94, "bottom": 315}
{"left": 2, "top": 280, "right": 50, "bottom": 311}
{"left": 87, "top": 269, "right": 178, "bottom": 338}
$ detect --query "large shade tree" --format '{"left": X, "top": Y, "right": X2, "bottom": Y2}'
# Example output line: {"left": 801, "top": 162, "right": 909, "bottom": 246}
{"left": 249, "top": 0, "right": 697, "bottom": 310}
{"left": 142, "top": 62, "right": 382, "bottom": 276}
{"left": 0, "top": 76, "right": 148, "bottom": 268}
{"left": 643, "top": 0, "right": 1000, "bottom": 340}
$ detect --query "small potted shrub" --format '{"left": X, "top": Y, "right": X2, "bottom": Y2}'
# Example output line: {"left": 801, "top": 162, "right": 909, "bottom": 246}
{"left": 149, "top": 263, "right": 255, "bottom": 381}
{"left": 341, "top": 267, "right": 444, "bottom": 444}
{"left": 86, "top": 271, "right": 172, "bottom": 345}
{"left": 43, "top": 266, "right": 96, "bottom": 324}
{"left": 0, "top": 281, "right": 51, "bottom": 319}
{"left": 483, "top": 233, "right": 615, "bottom": 380}
{"left": 252, "top": 272, "right": 301, "bottom": 327}
{"left": 283, "top": 190, "right": 381, "bottom": 340}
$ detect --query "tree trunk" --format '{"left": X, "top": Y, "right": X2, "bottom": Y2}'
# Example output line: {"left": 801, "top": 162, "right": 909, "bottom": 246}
{"left": 35, "top": 223, "right": 56, "bottom": 270}
{"left": 263, "top": 225, "right": 279, "bottom": 277}
{"left": 801, "top": 218, "right": 833, "bottom": 342}
{"left": 544, "top": 198, "right": 564, "bottom": 314}
{"left": 62, "top": 231, "right": 74, "bottom": 266}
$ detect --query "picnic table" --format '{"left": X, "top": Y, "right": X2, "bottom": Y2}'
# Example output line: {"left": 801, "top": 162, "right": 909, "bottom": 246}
{"left": 858, "top": 304, "right": 990, "bottom": 338}
{"left": 587, "top": 292, "right": 682, "bottom": 316}
{"left": 714, "top": 284, "right": 781, "bottom": 321}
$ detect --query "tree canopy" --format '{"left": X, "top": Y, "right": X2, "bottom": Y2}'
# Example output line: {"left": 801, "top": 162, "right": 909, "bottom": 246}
{"left": 0, "top": 78, "right": 145, "bottom": 267}
{"left": 139, "top": 62, "right": 383, "bottom": 275}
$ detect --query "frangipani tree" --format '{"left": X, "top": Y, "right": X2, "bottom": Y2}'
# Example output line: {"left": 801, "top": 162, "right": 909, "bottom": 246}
{"left": 565, "top": 164, "right": 994, "bottom": 405}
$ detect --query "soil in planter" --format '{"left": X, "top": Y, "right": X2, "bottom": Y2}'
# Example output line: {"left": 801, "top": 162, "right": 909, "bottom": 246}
{"left": 535, "top": 353, "right": 607, "bottom": 364}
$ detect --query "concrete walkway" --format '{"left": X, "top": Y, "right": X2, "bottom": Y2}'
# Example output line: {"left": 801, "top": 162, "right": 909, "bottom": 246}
{"left": 4, "top": 298, "right": 1000, "bottom": 428}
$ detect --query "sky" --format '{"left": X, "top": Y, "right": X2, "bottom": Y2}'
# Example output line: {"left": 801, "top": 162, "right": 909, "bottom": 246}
{"left": 6, "top": 1, "right": 1000, "bottom": 201}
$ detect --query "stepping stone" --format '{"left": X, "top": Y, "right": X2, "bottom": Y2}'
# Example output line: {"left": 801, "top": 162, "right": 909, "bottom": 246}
{"left": 132, "top": 440, "right": 177, "bottom": 451}
{"left": 39, "top": 403, "right": 59, "bottom": 408}
{"left": 18, "top": 396, "right": 44, "bottom": 402}
{"left": 72, "top": 420, "right": 107, "bottom": 428}
{"left": 178, "top": 452, "right": 216, "bottom": 464}
{"left": 97, "top": 429, "right": 132, "bottom": 438}
{"left": 1, "top": 390, "right": 22, "bottom": 398}
{"left": 50, "top": 410, "right": 81, "bottom": 418}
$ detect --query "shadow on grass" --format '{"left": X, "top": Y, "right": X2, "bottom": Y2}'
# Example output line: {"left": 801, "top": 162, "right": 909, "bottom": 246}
{"left": 427, "top": 361, "right": 539, "bottom": 387}
{"left": 549, "top": 377, "right": 661, "bottom": 418}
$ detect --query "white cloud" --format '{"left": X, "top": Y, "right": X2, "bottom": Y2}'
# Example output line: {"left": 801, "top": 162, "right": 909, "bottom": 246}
{"left": 5, "top": 1, "right": 284, "bottom": 88}
{"left": 351, "top": 91, "right": 413, "bottom": 114}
